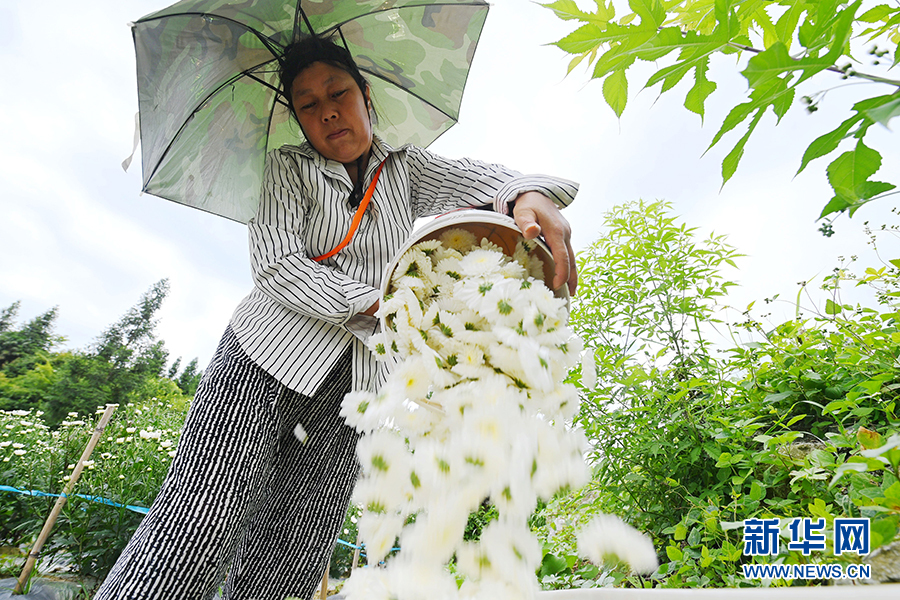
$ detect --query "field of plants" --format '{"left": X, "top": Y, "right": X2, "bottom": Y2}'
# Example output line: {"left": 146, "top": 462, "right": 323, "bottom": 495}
{"left": 1, "top": 201, "right": 897, "bottom": 594}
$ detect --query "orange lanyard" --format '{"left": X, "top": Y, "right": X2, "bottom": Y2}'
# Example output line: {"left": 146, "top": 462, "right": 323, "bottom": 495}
{"left": 311, "top": 160, "right": 386, "bottom": 262}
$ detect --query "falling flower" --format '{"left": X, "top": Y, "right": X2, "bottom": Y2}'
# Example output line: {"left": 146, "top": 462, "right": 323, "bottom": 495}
{"left": 581, "top": 350, "right": 597, "bottom": 389}
{"left": 340, "top": 232, "right": 594, "bottom": 600}
{"left": 576, "top": 514, "right": 659, "bottom": 574}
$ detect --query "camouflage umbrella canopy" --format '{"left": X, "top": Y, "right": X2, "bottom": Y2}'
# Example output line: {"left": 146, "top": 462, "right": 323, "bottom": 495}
{"left": 131, "top": 0, "right": 490, "bottom": 223}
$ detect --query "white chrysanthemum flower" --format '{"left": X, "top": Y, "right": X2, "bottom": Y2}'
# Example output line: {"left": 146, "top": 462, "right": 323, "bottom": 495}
{"left": 479, "top": 278, "right": 526, "bottom": 327}
{"left": 576, "top": 514, "right": 659, "bottom": 574}
{"left": 393, "top": 274, "right": 427, "bottom": 297}
{"left": 353, "top": 474, "right": 410, "bottom": 516}
{"left": 357, "top": 511, "right": 405, "bottom": 564}
{"left": 427, "top": 271, "right": 458, "bottom": 303}
{"left": 412, "top": 238, "right": 443, "bottom": 257}
{"left": 434, "top": 255, "right": 464, "bottom": 279}
{"left": 399, "top": 503, "right": 470, "bottom": 565}
{"left": 479, "top": 237, "right": 504, "bottom": 254}
{"left": 391, "top": 399, "right": 445, "bottom": 440}
{"left": 389, "top": 357, "right": 432, "bottom": 401}
{"left": 387, "top": 557, "right": 460, "bottom": 600}
{"left": 356, "top": 430, "right": 411, "bottom": 477}
{"left": 434, "top": 245, "right": 463, "bottom": 262}
{"left": 480, "top": 519, "right": 543, "bottom": 578}
{"left": 367, "top": 331, "right": 397, "bottom": 360}
{"left": 449, "top": 344, "right": 489, "bottom": 379}
{"left": 499, "top": 258, "right": 527, "bottom": 280}
{"left": 531, "top": 422, "right": 590, "bottom": 498}
{"left": 581, "top": 349, "right": 597, "bottom": 389}
{"left": 439, "top": 227, "right": 478, "bottom": 253}
{"left": 340, "top": 566, "right": 391, "bottom": 600}
{"left": 392, "top": 248, "right": 433, "bottom": 284}
{"left": 341, "top": 233, "right": 592, "bottom": 597}
{"left": 459, "top": 248, "right": 506, "bottom": 278}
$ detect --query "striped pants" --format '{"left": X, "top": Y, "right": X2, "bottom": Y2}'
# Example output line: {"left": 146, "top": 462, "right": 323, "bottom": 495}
{"left": 94, "top": 327, "right": 359, "bottom": 600}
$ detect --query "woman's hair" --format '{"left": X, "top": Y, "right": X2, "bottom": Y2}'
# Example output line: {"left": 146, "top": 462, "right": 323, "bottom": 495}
{"left": 278, "top": 35, "right": 370, "bottom": 124}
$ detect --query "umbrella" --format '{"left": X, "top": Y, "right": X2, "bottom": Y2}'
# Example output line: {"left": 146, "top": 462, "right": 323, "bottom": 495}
{"left": 130, "top": 0, "right": 490, "bottom": 223}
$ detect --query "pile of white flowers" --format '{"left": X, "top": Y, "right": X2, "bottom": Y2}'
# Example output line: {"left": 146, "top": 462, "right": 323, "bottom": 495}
{"left": 339, "top": 228, "right": 656, "bottom": 599}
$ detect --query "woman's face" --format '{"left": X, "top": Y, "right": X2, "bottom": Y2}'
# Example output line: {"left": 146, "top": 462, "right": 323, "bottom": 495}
{"left": 290, "top": 61, "right": 373, "bottom": 167}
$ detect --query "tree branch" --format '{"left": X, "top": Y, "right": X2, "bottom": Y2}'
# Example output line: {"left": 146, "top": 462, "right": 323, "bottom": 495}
{"left": 726, "top": 42, "right": 900, "bottom": 86}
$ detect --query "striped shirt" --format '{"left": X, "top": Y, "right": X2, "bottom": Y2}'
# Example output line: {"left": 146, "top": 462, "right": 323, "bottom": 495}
{"left": 229, "top": 136, "right": 579, "bottom": 396}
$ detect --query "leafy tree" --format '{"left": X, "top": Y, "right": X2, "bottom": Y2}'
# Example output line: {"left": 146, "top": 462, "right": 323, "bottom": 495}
{"left": 0, "top": 303, "right": 61, "bottom": 375}
{"left": 173, "top": 357, "right": 202, "bottom": 396}
{"left": 0, "top": 301, "right": 19, "bottom": 333}
{"left": 542, "top": 0, "right": 900, "bottom": 230}
{"left": 43, "top": 280, "right": 171, "bottom": 425}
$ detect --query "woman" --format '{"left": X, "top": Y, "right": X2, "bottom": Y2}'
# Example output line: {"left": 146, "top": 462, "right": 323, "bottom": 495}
{"left": 95, "top": 35, "right": 578, "bottom": 600}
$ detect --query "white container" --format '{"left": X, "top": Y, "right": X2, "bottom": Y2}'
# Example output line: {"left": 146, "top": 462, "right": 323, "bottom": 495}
{"left": 380, "top": 210, "right": 569, "bottom": 323}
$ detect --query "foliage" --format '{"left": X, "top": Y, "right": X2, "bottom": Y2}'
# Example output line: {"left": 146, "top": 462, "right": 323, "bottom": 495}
{"left": 0, "top": 281, "right": 204, "bottom": 426}
{"left": 0, "top": 302, "right": 62, "bottom": 375}
{"left": 542, "top": 0, "right": 900, "bottom": 225}
{"left": 0, "top": 397, "right": 189, "bottom": 587}
{"left": 531, "top": 200, "right": 900, "bottom": 588}
{"left": 330, "top": 503, "right": 364, "bottom": 578}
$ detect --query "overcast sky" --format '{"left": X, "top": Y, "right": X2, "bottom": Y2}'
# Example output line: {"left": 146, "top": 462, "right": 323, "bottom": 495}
{"left": 1, "top": 0, "right": 897, "bottom": 369}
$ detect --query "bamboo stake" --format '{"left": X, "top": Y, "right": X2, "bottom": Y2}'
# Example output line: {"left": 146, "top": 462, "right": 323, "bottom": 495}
{"left": 14, "top": 404, "right": 118, "bottom": 595}
{"left": 319, "top": 569, "right": 328, "bottom": 600}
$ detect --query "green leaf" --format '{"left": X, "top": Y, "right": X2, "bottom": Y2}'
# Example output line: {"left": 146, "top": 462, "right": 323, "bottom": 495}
{"left": 742, "top": 42, "right": 832, "bottom": 89}
{"left": 629, "top": 0, "right": 665, "bottom": 29}
{"left": 763, "top": 391, "right": 794, "bottom": 404}
{"left": 826, "top": 141, "right": 883, "bottom": 201}
{"left": 774, "top": 3, "right": 805, "bottom": 45}
{"left": 688, "top": 526, "right": 701, "bottom": 546}
{"left": 684, "top": 57, "right": 717, "bottom": 120}
{"left": 749, "top": 480, "right": 765, "bottom": 501}
{"left": 825, "top": 298, "right": 841, "bottom": 315}
{"left": 666, "top": 545, "right": 684, "bottom": 561}
{"left": 603, "top": 69, "right": 628, "bottom": 117}
{"left": 858, "top": 4, "right": 897, "bottom": 23}
{"left": 555, "top": 24, "right": 607, "bottom": 54}
{"left": 772, "top": 85, "right": 795, "bottom": 123}
{"left": 849, "top": 182, "right": 897, "bottom": 216}
{"left": 674, "top": 523, "right": 688, "bottom": 540}
{"left": 541, "top": 0, "right": 593, "bottom": 21}
{"left": 721, "top": 109, "right": 764, "bottom": 187}
{"left": 708, "top": 77, "right": 791, "bottom": 151}
{"left": 540, "top": 552, "right": 569, "bottom": 576}
{"left": 797, "top": 114, "right": 862, "bottom": 174}
{"left": 863, "top": 95, "right": 900, "bottom": 129}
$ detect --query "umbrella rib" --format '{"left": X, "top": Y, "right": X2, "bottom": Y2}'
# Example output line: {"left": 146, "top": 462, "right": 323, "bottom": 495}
{"left": 360, "top": 67, "right": 456, "bottom": 121}
{"left": 317, "top": 1, "right": 489, "bottom": 122}
{"left": 143, "top": 63, "right": 281, "bottom": 188}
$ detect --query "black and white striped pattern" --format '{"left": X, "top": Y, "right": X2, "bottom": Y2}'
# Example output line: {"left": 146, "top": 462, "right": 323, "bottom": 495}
{"left": 230, "top": 136, "right": 579, "bottom": 397}
{"left": 93, "top": 328, "right": 358, "bottom": 600}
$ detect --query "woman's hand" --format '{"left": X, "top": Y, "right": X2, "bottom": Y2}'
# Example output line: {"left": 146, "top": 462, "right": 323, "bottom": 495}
{"left": 512, "top": 191, "right": 577, "bottom": 296}
{"left": 361, "top": 300, "right": 379, "bottom": 317}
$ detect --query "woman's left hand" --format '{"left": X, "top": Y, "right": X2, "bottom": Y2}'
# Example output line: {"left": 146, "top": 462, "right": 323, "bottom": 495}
{"left": 512, "top": 191, "right": 577, "bottom": 296}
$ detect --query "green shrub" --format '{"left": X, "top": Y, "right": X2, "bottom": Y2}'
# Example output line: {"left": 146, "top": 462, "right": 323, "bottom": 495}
{"left": 532, "top": 201, "right": 900, "bottom": 588}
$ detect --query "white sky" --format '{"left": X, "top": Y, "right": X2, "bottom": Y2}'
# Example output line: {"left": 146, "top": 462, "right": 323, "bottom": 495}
{"left": 0, "top": 0, "right": 897, "bottom": 369}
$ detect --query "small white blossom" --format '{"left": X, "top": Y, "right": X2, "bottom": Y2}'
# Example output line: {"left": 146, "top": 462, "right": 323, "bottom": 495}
{"left": 576, "top": 514, "right": 659, "bottom": 574}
